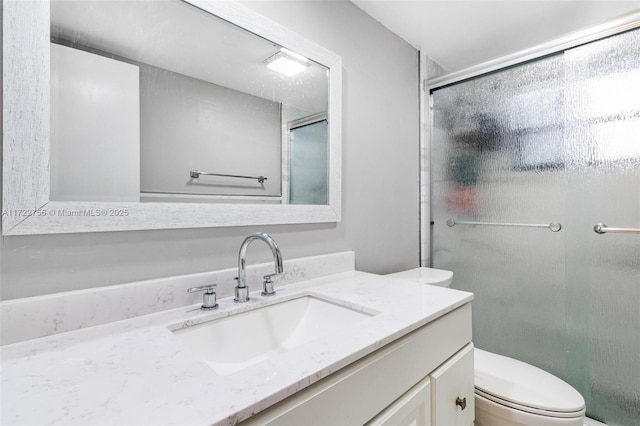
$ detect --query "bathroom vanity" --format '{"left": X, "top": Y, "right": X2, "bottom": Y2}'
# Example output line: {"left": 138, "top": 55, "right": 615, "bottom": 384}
{"left": 242, "top": 302, "right": 474, "bottom": 426}
{"left": 0, "top": 254, "right": 474, "bottom": 425}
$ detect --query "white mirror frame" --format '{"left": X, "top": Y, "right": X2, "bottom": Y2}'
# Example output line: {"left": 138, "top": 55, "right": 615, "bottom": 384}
{"left": 2, "top": 0, "right": 342, "bottom": 235}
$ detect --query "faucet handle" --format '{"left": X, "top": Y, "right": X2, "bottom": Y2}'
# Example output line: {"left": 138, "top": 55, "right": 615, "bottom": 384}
{"left": 187, "top": 285, "right": 218, "bottom": 310}
{"left": 261, "top": 274, "right": 279, "bottom": 297}
{"left": 263, "top": 272, "right": 281, "bottom": 280}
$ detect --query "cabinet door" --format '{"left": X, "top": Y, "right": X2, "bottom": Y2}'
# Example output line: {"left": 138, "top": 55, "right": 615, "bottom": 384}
{"left": 430, "top": 343, "right": 474, "bottom": 426}
{"left": 366, "top": 376, "right": 431, "bottom": 426}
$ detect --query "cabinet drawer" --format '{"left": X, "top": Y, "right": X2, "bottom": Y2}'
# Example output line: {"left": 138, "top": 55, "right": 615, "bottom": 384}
{"left": 431, "top": 343, "right": 475, "bottom": 426}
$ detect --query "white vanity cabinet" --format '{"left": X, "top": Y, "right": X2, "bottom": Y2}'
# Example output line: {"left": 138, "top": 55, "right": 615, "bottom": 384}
{"left": 369, "top": 343, "right": 474, "bottom": 426}
{"left": 242, "top": 303, "right": 473, "bottom": 426}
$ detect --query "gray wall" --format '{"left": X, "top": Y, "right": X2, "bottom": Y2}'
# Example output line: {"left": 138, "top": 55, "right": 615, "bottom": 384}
{"left": 140, "top": 64, "right": 282, "bottom": 197}
{"left": 0, "top": 0, "right": 420, "bottom": 300}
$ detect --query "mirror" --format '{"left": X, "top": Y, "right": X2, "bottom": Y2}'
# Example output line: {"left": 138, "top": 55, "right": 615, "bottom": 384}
{"left": 2, "top": 0, "right": 342, "bottom": 235}
{"left": 50, "top": 0, "right": 328, "bottom": 204}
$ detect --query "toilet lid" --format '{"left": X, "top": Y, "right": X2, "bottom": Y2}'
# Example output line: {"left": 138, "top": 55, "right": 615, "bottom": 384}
{"left": 474, "top": 349, "right": 585, "bottom": 415}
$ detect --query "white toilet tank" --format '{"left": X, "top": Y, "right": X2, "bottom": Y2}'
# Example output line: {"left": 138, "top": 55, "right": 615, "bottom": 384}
{"left": 385, "top": 267, "right": 453, "bottom": 287}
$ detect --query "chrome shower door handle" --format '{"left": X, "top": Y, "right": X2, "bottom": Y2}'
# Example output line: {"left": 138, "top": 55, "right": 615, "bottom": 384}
{"left": 594, "top": 223, "right": 640, "bottom": 234}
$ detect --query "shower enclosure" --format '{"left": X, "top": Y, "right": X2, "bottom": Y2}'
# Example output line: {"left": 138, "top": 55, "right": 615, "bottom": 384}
{"left": 429, "top": 26, "right": 639, "bottom": 425}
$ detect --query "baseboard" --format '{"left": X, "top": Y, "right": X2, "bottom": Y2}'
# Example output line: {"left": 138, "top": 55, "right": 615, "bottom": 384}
{"left": 584, "top": 417, "right": 608, "bottom": 426}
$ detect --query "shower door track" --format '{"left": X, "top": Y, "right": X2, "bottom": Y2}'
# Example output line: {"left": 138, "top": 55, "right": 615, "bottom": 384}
{"left": 425, "top": 11, "right": 640, "bottom": 90}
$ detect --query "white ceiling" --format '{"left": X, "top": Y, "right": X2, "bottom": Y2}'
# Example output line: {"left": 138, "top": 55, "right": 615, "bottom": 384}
{"left": 352, "top": 0, "right": 640, "bottom": 73}
{"left": 51, "top": 0, "right": 328, "bottom": 114}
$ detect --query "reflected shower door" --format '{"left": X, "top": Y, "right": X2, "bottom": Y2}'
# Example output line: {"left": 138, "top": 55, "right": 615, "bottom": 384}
{"left": 288, "top": 119, "right": 328, "bottom": 205}
{"left": 431, "top": 28, "right": 640, "bottom": 425}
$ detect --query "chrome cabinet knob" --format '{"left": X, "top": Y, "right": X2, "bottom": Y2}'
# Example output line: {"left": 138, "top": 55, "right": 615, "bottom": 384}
{"left": 187, "top": 285, "right": 218, "bottom": 310}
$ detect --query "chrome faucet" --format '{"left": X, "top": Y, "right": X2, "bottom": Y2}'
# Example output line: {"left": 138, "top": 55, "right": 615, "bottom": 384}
{"left": 235, "top": 232, "right": 283, "bottom": 302}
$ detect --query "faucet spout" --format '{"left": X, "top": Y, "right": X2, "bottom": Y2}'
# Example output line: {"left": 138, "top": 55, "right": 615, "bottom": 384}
{"left": 235, "top": 232, "right": 283, "bottom": 302}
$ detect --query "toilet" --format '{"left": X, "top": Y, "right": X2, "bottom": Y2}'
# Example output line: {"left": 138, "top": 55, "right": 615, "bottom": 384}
{"left": 386, "top": 267, "right": 586, "bottom": 426}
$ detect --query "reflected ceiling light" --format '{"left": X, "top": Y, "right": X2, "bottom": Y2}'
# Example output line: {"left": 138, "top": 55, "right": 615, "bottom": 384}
{"left": 263, "top": 48, "right": 309, "bottom": 76}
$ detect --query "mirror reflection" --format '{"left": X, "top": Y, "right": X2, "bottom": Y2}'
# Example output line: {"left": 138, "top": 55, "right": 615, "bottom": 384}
{"left": 49, "top": 0, "right": 329, "bottom": 205}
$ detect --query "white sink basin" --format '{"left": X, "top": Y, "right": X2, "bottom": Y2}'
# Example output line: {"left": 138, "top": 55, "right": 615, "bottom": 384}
{"left": 173, "top": 295, "right": 373, "bottom": 375}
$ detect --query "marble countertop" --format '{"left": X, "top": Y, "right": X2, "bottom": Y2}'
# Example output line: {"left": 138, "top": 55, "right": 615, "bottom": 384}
{"left": 1, "top": 271, "right": 473, "bottom": 426}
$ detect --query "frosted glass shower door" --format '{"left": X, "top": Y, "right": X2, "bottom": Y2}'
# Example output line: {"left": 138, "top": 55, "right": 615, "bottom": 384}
{"left": 563, "top": 29, "right": 640, "bottom": 425}
{"left": 431, "top": 28, "right": 640, "bottom": 425}
{"left": 431, "top": 52, "right": 569, "bottom": 374}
